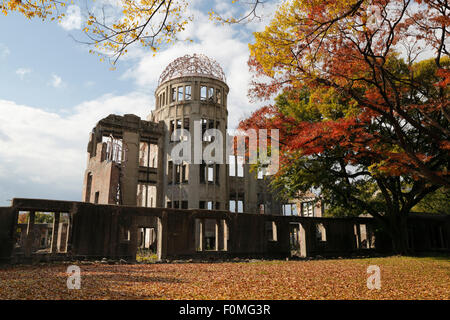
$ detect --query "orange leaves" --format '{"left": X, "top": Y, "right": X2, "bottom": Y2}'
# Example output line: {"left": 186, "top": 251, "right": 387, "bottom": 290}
{"left": 435, "top": 68, "right": 450, "bottom": 88}
{"left": 0, "top": 257, "right": 448, "bottom": 299}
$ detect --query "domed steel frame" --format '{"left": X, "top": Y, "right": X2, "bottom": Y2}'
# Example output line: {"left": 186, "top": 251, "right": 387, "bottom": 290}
{"left": 158, "top": 54, "right": 226, "bottom": 85}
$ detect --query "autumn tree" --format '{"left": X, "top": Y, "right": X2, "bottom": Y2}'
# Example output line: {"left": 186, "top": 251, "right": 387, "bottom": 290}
{"left": 17, "top": 212, "right": 53, "bottom": 223}
{"left": 248, "top": 0, "right": 449, "bottom": 188}
{"left": 240, "top": 55, "right": 447, "bottom": 253}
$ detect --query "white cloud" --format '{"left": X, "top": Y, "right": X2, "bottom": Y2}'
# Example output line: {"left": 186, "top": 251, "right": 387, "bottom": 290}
{"left": 122, "top": 4, "right": 271, "bottom": 128}
{"left": 49, "top": 73, "right": 65, "bottom": 88}
{"left": 15, "top": 68, "right": 32, "bottom": 80}
{"left": 84, "top": 80, "right": 96, "bottom": 87}
{"left": 0, "top": 43, "right": 10, "bottom": 59}
{"left": 59, "top": 5, "right": 82, "bottom": 30}
{"left": 0, "top": 93, "right": 153, "bottom": 205}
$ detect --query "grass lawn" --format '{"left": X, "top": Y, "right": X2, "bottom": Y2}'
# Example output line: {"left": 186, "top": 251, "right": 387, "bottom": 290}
{"left": 0, "top": 256, "right": 448, "bottom": 300}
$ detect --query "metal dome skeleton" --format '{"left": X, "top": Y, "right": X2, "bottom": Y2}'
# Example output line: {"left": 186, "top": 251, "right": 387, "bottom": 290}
{"left": 158, "top": 54, "right": 226, "bottom": 85}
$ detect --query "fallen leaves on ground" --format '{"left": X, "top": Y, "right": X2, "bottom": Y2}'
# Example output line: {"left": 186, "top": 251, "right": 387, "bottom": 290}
{"left": 0, "top": 256, "right": 448, "bottom": 300}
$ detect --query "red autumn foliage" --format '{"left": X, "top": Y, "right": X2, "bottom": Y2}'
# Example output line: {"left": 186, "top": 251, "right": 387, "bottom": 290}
{"left": 247, "top": 0, "right": 449, "bottom": 187}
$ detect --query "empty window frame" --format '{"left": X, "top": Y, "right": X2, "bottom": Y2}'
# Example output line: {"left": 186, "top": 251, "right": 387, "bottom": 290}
{"left": 201, "top": 118, "right": 210, "bottom": 142}
{"left": 201, "top": 118, "right": 215, "bottom": 142}
{"left": 176, "top": 118, "right": 190, "bottom": 141}
{"left": 282, "top": 203, "right": 297, "bottom": 216}
{"left": 58, "top": 213, "right": 70, "bottom": 253}
{"left": 238, "top": 200, "right": 244, "bottom": 213}
{"left": 171, "top": 87, "right": 176, "bottom": 102}
{"left": 175, "top": 164, "right": 181, "bottom": 184}
{"left": 316, "top": 223, "right": 327, "bottom": 242}
{"left": 185, "top": 85, "right": 191, "bottom": 100}
{"left": 229, "top": 155, "right": 236, "bottom": 176}
{"left": 148, "top": 144, "right": 158, "bottom": 168}
{"left": 176, "top": 119, "right": 183, "bottom": 141}
{"left": 167, "top": 162, "right": 187, "bottom": 185}
{"left": 216, "top": 89, "right": 222, "bottom": 104}
{"left": 159, "top": 93, "right": 164, "bottom": 107}
{"left": 178, "top": 86, "right": 183, "bottom": 101}
{"left": 200, "top": 161, "right": 206, "bottom": 183}
{"left": 204, "top": 219, "right": 217, "bottom": 250}
{"left": 208, "top": 119, "right": 215, "bottom": 129}
{"left": 168, "top": 161, "right": 173, "bottom": 184}
{"left": 229, "top": 200, "right": 244, "bottom": 213}
{"left": 85, "top": 173, "right": 92, "bottom": 202}
{"left": 169, "top": 120, "right": 175, "bottom": 141}
{"left": 301, "top": 201, "right": 314, "bottom": 217}
{"left": 207, "top": 166, "right": 214, "bottom": 183}
{"left": 265, "top": 221, "right": 278, "bottom": 241}
{"left": 236, "top": 156, "right": 244, "bottom": 177}
{"left": 258, "top": 204, "right": 266, "bottom": 214}
{"left": 139, "top": 141, "right": 150, "bottom": 167}
{"left": 183, "top": 117, "right": 190, "bottom": 131}
{"left": 207, "top": 87, "right": 214, "bottom": 101}
{"left": 104, "top": 136, "right": 125, "bottom": 163}
{"left": 15, "top": 211, "right": 29, "bottom": 251}
{"left": 182, "top": 164, "right": 188, "bottom": 183}
{"left": 200, "top": 86, "right": 207, "bottom": 100}
{"left": 120, "top": 226, "right": 131, "bottom": 242}
{"left": 170, "top": 119, "right": 183, "bottom": 142}
{"left": 138, "top": 227, "right": 155, "bottom": 250}
{"left": 137, "top": 184, "right": 156, "bottom": 207}
{"left": 200, "top": 162, "right": 215, "bottom": 183}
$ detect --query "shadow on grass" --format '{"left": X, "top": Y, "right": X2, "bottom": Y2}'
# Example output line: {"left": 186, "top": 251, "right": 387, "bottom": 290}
{"left": 55, "top": 271, "right": 186, "bottom": 284}
{"left": 404, "top": 252, "right": 450, "bottom": 261}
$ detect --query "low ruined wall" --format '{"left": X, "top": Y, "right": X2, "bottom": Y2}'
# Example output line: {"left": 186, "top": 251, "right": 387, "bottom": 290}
{"left": 1, "top": 198, "right": 448, "bottom": 264}
{"left": 408, "top": 213, "right": 450, "bottom": 252}
{"left": 0, "top": 207, "right": 16, "bottom": 263}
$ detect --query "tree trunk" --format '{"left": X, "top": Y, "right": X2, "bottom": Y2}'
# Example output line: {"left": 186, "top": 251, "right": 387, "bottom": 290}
{"left": 389, "top": 214, "right": 410, "bottom": 255}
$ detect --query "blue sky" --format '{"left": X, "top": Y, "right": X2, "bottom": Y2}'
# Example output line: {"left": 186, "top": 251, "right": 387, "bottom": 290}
{"left": 0, "top": 0, "right": 277, "bottom": 205}
{"left": 0, "top": 12, "right": 137, "bottom": 112}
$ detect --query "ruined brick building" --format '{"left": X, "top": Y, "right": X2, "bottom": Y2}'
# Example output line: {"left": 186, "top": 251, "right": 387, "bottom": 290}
{"left": 81, "top": 54, "right": 320, "bottom": 217}
{"left": 80, "top": 54, "right": 323, "bottom": 251}
{"left": 0, "top": 55, "right": 448, "bottom": 264}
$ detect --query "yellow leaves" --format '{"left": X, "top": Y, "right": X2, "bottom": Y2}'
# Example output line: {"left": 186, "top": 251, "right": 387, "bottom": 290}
{"left": 80, "top": 0, "right": 191, "bottom": 62}
{"left": 5, "top": 0, "right": 191, "bottom": 62}
{"left": 0, "top": 257, "right": 448, "bottom": 299}
{"left": 2, "top": 0, "right": 69, "bottom": 19}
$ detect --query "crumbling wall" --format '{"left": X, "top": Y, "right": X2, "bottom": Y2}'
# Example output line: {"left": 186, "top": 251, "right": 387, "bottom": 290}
{"left": 0, "top": 207, "right": 16, "bottom": 263}
{"left": 1, "top": 198, "right": 448, "bottom": 264}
